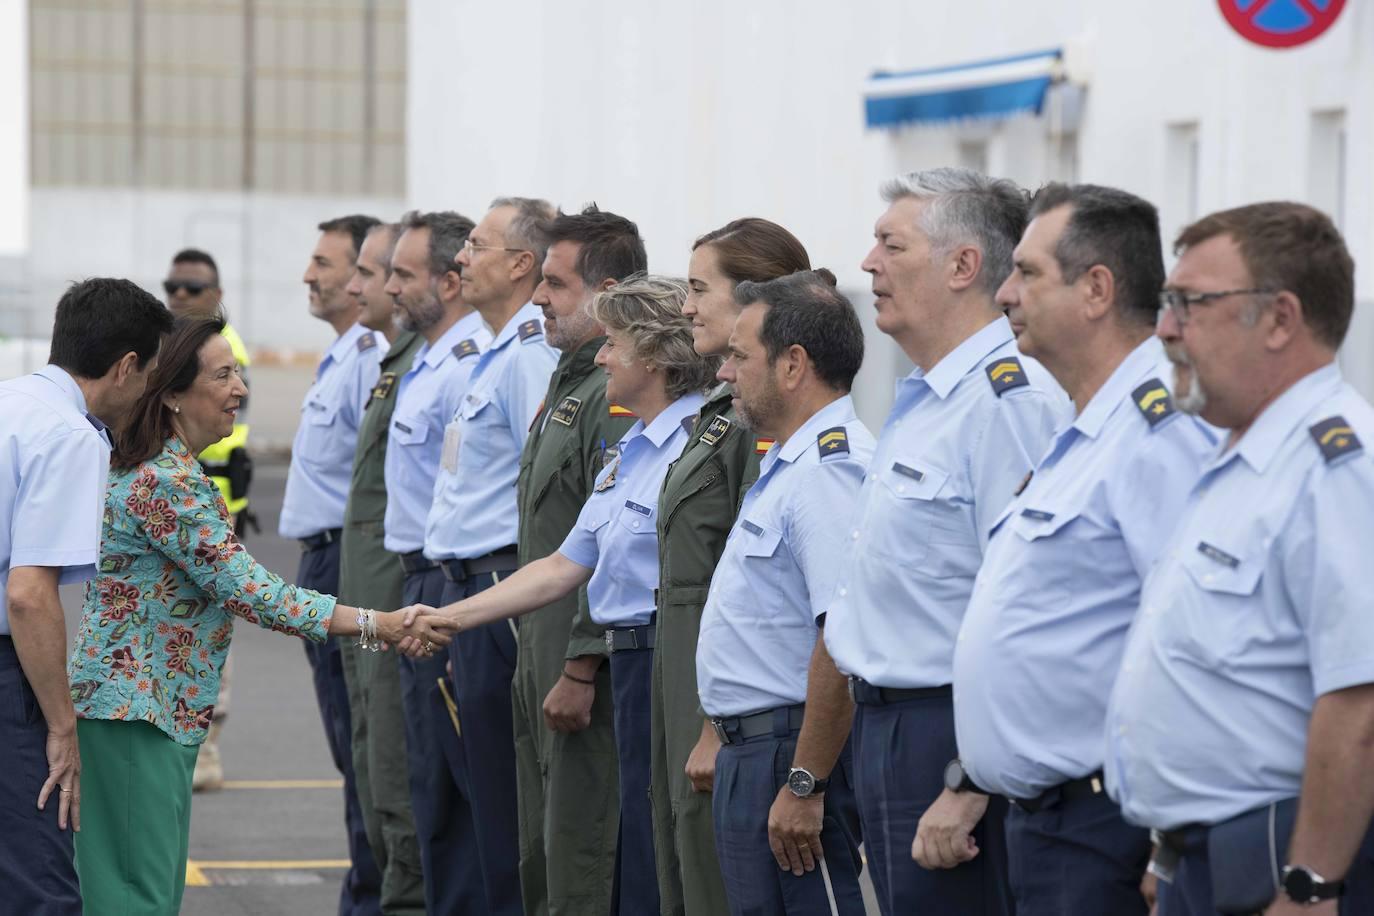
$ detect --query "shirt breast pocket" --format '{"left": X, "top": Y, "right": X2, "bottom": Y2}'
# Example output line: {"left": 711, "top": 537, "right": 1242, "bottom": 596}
{"left": 457, "top": 394, "right": 498, "bottom": 465}
{"left": 391, "top": 416, "right": 430, "bottom": 449}
{"left": 736, "top": 519, "right": 784, "bottom": 601}
{"left": 1169, "top": 540, "right": 1264, "bottom": 665}
{"left": 615, "top": 500, "right": 656, "bottom": 537}
{"left": 874, "top": 458, "right": 962, "bottom": 559}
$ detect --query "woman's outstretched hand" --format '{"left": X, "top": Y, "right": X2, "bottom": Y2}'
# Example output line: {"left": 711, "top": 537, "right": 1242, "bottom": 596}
{"left": 377, "top": 605, "right": 456, "bottom": 658}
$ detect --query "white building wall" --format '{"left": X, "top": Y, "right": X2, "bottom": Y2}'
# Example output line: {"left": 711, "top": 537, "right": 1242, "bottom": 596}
{"left": 407, "top": 0, "right": 1372, "bottom": 422}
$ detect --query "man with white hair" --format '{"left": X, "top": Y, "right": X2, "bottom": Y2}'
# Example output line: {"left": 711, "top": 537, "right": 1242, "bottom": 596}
{"left": 821, "top": 168, "right": 1070, "bottom": 915}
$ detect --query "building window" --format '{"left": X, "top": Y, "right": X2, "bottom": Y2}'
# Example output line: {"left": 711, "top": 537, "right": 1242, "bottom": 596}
{"left": 1309, "top": 109, "right": 1347, "bottom": 232}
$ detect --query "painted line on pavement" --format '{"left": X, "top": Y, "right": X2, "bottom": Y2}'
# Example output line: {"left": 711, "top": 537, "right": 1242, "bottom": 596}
{"left": 218, "top": 779, "right": 344, "bottom": 789}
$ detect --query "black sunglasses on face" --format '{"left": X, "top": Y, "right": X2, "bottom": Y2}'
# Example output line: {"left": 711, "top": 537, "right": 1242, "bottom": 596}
{"left": 163, "top": 280, "right": 212, "bottom": 296}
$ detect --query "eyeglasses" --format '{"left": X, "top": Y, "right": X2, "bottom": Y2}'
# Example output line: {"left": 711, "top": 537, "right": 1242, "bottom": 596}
{"left": 1158, "top": 287, "right": 1277, "bottom": 323}
{"left": 163, "top": 280, "right": 212, "bottom": 296}
{"left": 462, "top": 238, "right": 529, "bottom": 256}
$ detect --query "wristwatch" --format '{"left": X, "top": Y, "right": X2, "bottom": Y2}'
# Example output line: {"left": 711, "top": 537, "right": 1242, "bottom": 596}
{"left": 1281, "top": 865, "right": 1344, "bottom": 904}
{"left": 787, "top": 767, "right": 830, "bottom": 798}
{"left": 943, "top": 758, "right": 986, "bottom": 795}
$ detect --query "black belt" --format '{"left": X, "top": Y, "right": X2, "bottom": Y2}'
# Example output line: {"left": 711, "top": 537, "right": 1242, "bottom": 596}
{"left": 711, "top": 704, "right": 805, "bottom": 746}
{"left": 848, "top": 677, "right": 952, "bottom": 705}
{"left": 1012, "top": 772, "right": 1106, "bottom": 814}
{"left": 605, "top": 623, "right": 655, "bottom": 653}
{"left": 299, "top": 528, "right": 342, "bottom": 551}
{"left": 1159, "top": 823, "right": 1211, "bottom": 855}
{"left": 439, "top": 547, "right": 518, "bottom": 583}
{"left": 399, "top": 550, "right": 437, "bottom": 574}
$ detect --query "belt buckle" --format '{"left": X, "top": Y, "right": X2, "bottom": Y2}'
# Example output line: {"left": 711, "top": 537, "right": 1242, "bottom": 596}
{"left": 604, "top": 630, "right": 614, "bottom": 653}
{"left": 710, "top": 718, "right": 729, "bottom": 745}
{"left": 847, "top": 677, "right": 856, "bottom": 703}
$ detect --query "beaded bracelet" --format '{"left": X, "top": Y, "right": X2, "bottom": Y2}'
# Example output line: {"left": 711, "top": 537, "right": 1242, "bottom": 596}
{"left": 357, "top": 608, "right": 382, "bottom": 652}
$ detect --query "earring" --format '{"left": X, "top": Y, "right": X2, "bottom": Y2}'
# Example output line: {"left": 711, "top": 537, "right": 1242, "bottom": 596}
{"left": 173, "top": 405, "right": 181, "bottom": 414}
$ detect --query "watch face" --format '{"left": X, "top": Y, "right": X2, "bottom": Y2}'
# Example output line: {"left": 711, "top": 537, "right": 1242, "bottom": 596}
{"left": 944, "top": 759, "right": 964, "bottom": 792}
{"left": 788, "top": 768, "right": 815, "bottom": 797}
{"left": 1284, "top": 868, "right": 1315, "bottom": 902}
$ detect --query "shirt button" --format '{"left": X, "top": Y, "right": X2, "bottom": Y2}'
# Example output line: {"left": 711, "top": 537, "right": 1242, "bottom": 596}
{"left": 897, "top": 484, "right": 907, "bottom": 494}
{"left": 1117, "top": 725, "right": 1127, "bottom": 736}
{"left": 851, "top": 530, "right": 860, "bottom": 540}
{"left": 1202, "top": 574, "right": 1214, "bottom": 585}
{"left": 632, "top": 520, "right": 641, "bottom": 529}
{"left": 838, "top": 588, "right": 848, "bottom": 597}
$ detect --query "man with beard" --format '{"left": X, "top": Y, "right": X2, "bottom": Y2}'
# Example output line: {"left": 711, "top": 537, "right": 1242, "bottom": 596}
{"left": 382, "top": 209, "right": 491, "bottom": 915}
{"left": 280, "top": 214, "right": 386, "bottom": 915}
{"left": 337, "top": 221, "right": 429, "bottom": 914}
{"left": 821, "top": 168, "right": 1068, "bottom": 916}
{"left": 424, "top": 197, "right": 558, "bottom": 916}
{"left": 1107, "top": 202, "right": 1374, "bottom": 915}
{"left": 697, "top": 270, "right": 872, "bottom": 915}
{"left": 514, "top": 205, "right": 645, "bottom": 915}
{"left": 949, "top": 185, "right": 1215, "bottom": 915}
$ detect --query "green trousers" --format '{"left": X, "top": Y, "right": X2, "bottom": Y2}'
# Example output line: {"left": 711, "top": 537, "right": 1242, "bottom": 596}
{"left": 74, "top": 719, "right": 199, "bottom": 916}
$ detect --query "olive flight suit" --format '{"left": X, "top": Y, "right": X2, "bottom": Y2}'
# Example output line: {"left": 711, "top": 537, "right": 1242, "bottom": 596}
{"left": 513, "top": 337, "right": 635, "bottom": 915}
{"left": 651, "top": 383, "right": 766, "bottom": 916}
{"left": 338, "top": 329, "right": 426, "bottom": 915}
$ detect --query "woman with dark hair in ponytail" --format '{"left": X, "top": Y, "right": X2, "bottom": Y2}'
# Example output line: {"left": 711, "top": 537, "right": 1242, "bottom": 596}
{"left": 65, "top": 317, "right": 453, "bottom": 915}
{"left": 648, "top": 218, "right": 821, "bottom": 915}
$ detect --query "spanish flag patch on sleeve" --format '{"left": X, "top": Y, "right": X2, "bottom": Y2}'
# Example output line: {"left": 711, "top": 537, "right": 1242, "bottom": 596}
{"left": 609, "top": 404, "right": 636, "bottom": 418}
{"left": 755, "top": 437, "right": 775, "bottom": 455}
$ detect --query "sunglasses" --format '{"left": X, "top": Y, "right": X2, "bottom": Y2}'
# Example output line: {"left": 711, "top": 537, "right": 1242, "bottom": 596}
{"left": 163, "top": 280, "right": 213, "bottom": 296}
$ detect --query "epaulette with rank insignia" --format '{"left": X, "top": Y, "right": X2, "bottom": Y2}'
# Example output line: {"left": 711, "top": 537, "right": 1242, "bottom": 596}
{"left": 518, "top": 320, "right": 543, "bottom": 343}
{"left": 817, "top": 426, "right": 850, "bottom": 461}
{"left": 700, "top": 415, "right": 731, "bottom": 447}
{"left": 1131, "top": 379, "right": 1177, "bottom": 429}
{"left": 985, "top": 358, "right": 1029, "bottom": 396}
{"left": 453, "top": 338, "right": 480, "bottom": 360}
{"left": 1309, "top": 416, "right": 1363, "bottom": 464}
{"left": 357, "top": 332, "right": 377, "bottom": 352}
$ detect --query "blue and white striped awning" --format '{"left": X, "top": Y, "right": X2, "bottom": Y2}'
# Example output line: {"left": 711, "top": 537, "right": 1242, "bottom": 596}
{"left": 864, "top": 48, "right": 1063, "bottom": 128}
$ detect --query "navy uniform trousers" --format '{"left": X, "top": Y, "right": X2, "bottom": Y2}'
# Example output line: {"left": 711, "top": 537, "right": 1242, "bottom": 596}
{"left": 1158, "top": 818, "right": 1374, "bottom": 916}
{"left": 1005, "top": 786, "right": 1150, "bottom": 915}
{"left": 712, "top": 711, "right": 866, "bottom": 916}
{"left": 439, "top": 555, "right": 524, "bottom": 916}
{"left": 297, "top": 536, "right": 383, "bottom": 916}
{"left": 0, "top": 636, "right": 82, "bottom": 915}
{"left": 851, "top": 689, "right": 1012, "bottom": 916}
{"left": 608, "top": 640, "right": 659, "bottom": 916}
{"left": 397, "top": 563, "right": 483, "bottom": 915}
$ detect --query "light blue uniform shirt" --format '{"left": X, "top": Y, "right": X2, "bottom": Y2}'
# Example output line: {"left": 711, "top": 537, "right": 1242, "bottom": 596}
{"left": 279, "top": 322, "right": 388, "bottom": 539}
{"left": 823, "top": 318, "right": 1070, "bottom": 689}
{"left": 383, "top": 311, "right": 490, "bottom": 554}
{"left": 952, "top": 337, "right": 1217, "bottom": 799}
{"left": 559, "top": 392, "right": 705, "bottom": 628}
{"left": 1106, "top": 363, "right": 1374, "bottom": 829}
{"left": 424, "top": 303, "right": 557, "bottom": 561}
{"left": 0, "top": 365, "right": 111, "bottom": 633}
{"left": 696, "top": 396, "right": 875, "bottom": 718}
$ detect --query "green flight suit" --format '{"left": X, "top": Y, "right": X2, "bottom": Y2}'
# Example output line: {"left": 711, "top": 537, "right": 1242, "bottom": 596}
{"left": 651, "top": 383, "right": 765, "bottom": 916}
{"left": 338, "top": 329, "right": 425, "bottom": 915}
{"left": 513, "top": 337, "right": 635, "bottom": 916}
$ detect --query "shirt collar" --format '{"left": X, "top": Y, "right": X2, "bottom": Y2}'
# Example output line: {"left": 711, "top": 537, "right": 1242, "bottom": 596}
{"left": 35, "top": 364, "right": 105, "bottom": 433}
{"left": 420, "top": 310, "right": 486, "bottom": 369}
{"left": 1229, "top": 361, "right": 1344, "bottom": 474}
{"left": 488, "top": 302, "right": 542, "bottom": 353}
{"left": 1071, "top": 336, "right": 1165, "bottom": 440}
{"left": 324, "top": 322, "right": 368, "bottom": 367}
{"left": 914, "top": 317, "right": 1015, "bottom": 400}
{"left": 777, "top": 395, "right": 858, "bottom": 464}
{"left": 629, "top": 392, "right": 707, "bottom": 448}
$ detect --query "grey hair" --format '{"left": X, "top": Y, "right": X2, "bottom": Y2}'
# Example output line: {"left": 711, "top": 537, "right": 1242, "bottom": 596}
{"left": 490, "top": 196, "right": 558, "bottom": 284}
{"left": 880, "top": 167, "right": 1030, "bottom": 296}
{"left": 589, "top": 273, "right": 721, "bottom": 400}
{"left": 365, "top": 221, "right": 403, "bottom": 263}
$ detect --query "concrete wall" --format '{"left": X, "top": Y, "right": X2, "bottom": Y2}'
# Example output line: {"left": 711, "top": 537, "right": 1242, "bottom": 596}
{"left": 406, "top": 0, "right": 1372, "bottom": 423}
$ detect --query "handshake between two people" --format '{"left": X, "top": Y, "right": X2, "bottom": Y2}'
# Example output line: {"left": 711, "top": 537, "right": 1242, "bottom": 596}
{"left": 355, "top": 604, "right": 459, "bottom": 658}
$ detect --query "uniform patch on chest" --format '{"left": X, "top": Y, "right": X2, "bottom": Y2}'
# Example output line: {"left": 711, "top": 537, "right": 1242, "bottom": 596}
{"left": 367, "top": 372, "right": 397, "bottom": 407}
{"left": 550, "top": 396, "right": 582, "bottom": 427}
{"left": 700, "top": 415, "right": 732, "bottom": 446}
{"left": 1197, "top": 541, "right": 1239, "bottom": 568}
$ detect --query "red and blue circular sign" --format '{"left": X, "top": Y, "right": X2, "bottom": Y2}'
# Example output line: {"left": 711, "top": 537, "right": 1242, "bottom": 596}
{"left": 1218, "top": 0, "right": 1347, "bottom": 48}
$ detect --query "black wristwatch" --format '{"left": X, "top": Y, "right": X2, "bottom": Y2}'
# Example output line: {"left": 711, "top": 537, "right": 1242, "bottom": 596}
{"left": 1281, "top": 865, "right": 1344, "bottom": 904}
{"left": 787, "top": 767, "right": 830, "bottom": 798}
{"left": 943, "top": 758, "right": 986, "bottom": 795}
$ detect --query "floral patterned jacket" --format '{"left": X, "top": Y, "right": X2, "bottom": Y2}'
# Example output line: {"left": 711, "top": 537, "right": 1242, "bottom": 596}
{"left": 68, "top": 436, "right": 335, "bottom": 746}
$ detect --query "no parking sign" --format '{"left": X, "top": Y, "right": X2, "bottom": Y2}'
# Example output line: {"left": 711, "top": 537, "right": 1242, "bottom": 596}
{"left": 1218, "top": 0, "right": 1347, "bottom": 48}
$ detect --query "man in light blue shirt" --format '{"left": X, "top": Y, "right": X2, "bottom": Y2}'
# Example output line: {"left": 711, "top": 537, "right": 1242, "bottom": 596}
{"left": 0, "top": 278, "right": 170, "bottom": 916}
{"left": 280, "top": 213, "right": 387, "bottom": 916}
{"left": 951, "top": 185, "right": 1216, "bottom": 915}
{"left": 378, "top": 208, "right": 490, "bottom": 916}
{"left": 821, "top": 168, "right": 1068, "bottom": 916}
{"left": 425, "top": 197, "right": 558, "bottom": 916}
{"left": 696, "top": 272, "right": 873, "bottom": 916}
{"left": 1108, "top": 203, "right": 1374, "bottom": 915}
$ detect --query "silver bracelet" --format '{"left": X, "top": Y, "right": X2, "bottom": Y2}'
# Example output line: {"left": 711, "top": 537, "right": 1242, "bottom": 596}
{"left": 357, "top": 608, "right": 382, "bottom": 652}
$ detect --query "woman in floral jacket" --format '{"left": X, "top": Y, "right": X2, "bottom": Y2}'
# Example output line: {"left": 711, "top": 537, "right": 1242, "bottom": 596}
{"left": 66, "top": 317, "right": 451, "bottom": 915}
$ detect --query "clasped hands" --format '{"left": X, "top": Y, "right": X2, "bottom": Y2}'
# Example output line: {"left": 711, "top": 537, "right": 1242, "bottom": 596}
{"left": 376, "top": 604, "right": 457, "bottom": 658}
